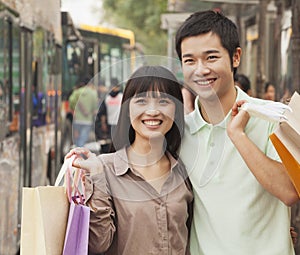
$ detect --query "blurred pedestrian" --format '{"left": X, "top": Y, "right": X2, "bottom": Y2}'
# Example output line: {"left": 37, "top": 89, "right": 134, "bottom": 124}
{"left": 69, "top": 77, "right": 98, "bottom": 147}
{"left": 66, "top": 65, "right": 193, "bottom": 254}
{"left": 98, "top": 78, "right": 123, "bottom": 153}
{"left": 264, "top": 81, "right": 276, "bottom": 101}
{"left": 94, "top": 79, "right": 108, "bottom": 145}
{"left": 234, "top": 73, "right": 252, "bottom": 96}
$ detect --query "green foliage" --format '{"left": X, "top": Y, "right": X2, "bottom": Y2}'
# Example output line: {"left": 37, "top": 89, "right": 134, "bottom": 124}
{"left": 102, "top": 0, "right": 168, "bottom": 55}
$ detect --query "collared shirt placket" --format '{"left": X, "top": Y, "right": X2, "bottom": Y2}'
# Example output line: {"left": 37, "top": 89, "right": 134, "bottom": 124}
{"left": 158, "top": 201, "right": 169, "bottom": 254}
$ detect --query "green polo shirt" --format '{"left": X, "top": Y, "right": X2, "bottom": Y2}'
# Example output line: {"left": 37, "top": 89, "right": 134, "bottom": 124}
{"left": 180, "top": 87, "right": 294, "bottom": 255}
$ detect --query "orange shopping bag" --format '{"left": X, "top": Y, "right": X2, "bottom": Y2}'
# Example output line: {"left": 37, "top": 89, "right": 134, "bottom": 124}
{"left": 269, "top": 91, "right": 300, "bottom": 195}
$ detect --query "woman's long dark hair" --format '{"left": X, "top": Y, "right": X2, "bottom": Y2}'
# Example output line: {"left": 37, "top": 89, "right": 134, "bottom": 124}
{"left": 111, "top": 65, "right": 184, "bottom": 159}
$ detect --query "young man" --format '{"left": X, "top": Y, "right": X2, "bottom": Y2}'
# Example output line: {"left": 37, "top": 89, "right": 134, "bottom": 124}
{"left": 176, "top": 10, "right": 299, "bottom": 254}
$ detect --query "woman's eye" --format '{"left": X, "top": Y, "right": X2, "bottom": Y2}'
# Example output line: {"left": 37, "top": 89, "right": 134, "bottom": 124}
{"left": 135, "top": 98, "right": 147, "bottom": 104}
{"left": 159, "top": 99, "right": 171, "bottom": 104}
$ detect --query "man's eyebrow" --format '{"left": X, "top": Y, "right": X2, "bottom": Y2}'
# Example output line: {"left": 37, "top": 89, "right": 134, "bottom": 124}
{"left": 205, "top": 49, "right": 220, "bottom": 54}
{"left": 182, "top": 50, "right": 220, "bottom": 59}
{"left": 182, "top": 53, "right": 193, "bottom": 58}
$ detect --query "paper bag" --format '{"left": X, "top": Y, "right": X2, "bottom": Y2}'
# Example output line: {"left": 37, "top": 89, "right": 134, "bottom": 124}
{"left": 270, "top": 91, "right": 300, "bottom": 195}
{"left": 20, "top": 186, "right": 69, "bottom": 255}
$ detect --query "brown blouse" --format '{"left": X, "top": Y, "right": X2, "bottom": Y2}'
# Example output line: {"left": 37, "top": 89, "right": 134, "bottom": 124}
{"left": 85, "top": 147, "right": 193, "bottom": 255}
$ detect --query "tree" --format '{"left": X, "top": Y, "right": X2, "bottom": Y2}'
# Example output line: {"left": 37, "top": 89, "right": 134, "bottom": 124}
{"left": 102, "top": 0, "right": 168, "bottom": 55}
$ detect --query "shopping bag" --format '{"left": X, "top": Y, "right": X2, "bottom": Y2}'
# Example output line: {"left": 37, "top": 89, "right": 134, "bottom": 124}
{"left": 20, "top": 155, "right": 80, "bottom": 255}
{"left": 20, "top": 186, "right": 69, "bottom": 255}
{"left": 62, "top": 156, "right": 90, "bottom": 255}
{"left": 269, "top": 91, "right": 300, "bottom": 195}
{"left": 63, "top": 200, "right": 90, "bottom": 255}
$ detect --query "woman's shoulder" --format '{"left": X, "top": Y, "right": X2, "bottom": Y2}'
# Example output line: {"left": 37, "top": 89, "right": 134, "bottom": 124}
{"left": 98, "top": 148, "right": 129, "bottom": 175}
{"left": 98, "top": 152, "right": 117, "bottom": 171}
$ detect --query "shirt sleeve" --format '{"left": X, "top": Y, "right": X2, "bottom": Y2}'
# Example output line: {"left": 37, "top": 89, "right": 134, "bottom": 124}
{"left": 85, "top": 171, "right": 116, "bottom": 253}
{"left": 69, "top": 90, "right": 79, "bottom": 110}
{"left": 266, "top": 122, "right": 281, "bottom": 162}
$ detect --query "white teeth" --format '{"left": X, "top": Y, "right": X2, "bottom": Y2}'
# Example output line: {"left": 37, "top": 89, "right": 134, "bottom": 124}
{"left": 196, "top": 80, "right": 214, "bottom": 85}
{"left": 143, "top": 120, "right": 161, "bottom": 126}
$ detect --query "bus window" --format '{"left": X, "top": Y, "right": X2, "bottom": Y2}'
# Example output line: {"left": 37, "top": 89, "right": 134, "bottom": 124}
{"left": 0, "top": 16, "right": 20, "bottom": 137}
{"left": 10, "top": 22, "right": 21, "bottom": 133}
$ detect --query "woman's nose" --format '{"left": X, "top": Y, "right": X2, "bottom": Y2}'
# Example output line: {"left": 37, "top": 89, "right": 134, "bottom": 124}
{"left": 145, "top": 109, "right": 160, "bottom": 115}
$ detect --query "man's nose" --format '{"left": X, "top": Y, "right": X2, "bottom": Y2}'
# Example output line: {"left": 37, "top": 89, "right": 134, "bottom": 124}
{"left": 194, "top": 61, "right": 210, "bottom": 76}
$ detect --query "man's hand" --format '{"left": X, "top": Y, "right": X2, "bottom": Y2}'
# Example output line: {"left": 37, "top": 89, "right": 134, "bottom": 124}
{"left": 227, "top": 100, "right": 250, "bottom": 140}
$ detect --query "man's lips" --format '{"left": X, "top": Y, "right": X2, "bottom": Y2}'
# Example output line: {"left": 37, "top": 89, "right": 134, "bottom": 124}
{"left": 194, "top": 78, "right": 216, "bottom": 86}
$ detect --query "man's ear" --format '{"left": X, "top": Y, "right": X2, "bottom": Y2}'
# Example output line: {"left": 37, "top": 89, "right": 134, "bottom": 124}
{"left": 233, "top": 47, "right": 242, "bottom": 68}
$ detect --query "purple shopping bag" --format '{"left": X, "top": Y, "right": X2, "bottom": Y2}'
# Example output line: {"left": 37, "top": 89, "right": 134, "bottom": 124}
{"left": 60, "top": 155, "right": 90, "bottom": 255}
{"left": 63, "top": 201, "right": 90, "bottom": 255}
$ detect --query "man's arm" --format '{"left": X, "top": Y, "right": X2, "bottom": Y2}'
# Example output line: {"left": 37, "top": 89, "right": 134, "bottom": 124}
{"left": 227, "top": 100, "right": 299, "bottom": 206}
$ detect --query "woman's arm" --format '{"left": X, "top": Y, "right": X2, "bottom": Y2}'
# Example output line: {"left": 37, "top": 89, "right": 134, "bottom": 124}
{"left": 65, "top": 148, "right": 116, "bottom": 253}
{"left": 85, "top": 173, "right": 116, "bottom": 253}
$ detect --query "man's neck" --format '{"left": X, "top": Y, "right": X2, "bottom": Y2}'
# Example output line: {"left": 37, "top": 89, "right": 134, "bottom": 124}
{"left": 198, "top": 87, "right": 237, "bottom": 125}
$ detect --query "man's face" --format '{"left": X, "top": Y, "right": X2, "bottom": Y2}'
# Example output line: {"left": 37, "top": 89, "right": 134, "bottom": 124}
{"left": 180, "top": 32, "right": 241, "bottom": 102}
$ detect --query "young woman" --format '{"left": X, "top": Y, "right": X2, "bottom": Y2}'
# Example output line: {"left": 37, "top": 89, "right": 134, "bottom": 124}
{"left": 66, "top": 65, "right": 193, "bottom": 255}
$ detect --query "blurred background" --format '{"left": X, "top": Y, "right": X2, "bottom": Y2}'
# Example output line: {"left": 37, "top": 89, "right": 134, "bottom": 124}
{"left": 1, "top": 0, "right": 300, "bottom": 254}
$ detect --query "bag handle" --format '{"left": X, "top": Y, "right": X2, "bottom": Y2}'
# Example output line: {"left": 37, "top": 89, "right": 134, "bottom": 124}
{"left": 55, "top": 155, "right": 86, "bottom": 204}
{"left": 54, "top": 155, "right": 76, "bottom": 187}
{"left": 66, "top": 166, "right": 86, "bottom": 204}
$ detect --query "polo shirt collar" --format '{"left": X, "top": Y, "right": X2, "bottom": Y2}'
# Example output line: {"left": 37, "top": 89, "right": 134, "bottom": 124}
{"left": 186, "top": 86, "right": 249, "bottom": 134}
{"left": 113, "top": 147, "right": 178, "bottom": 176}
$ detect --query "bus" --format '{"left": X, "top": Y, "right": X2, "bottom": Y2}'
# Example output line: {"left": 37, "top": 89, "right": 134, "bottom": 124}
{"left": 0, "top": 3, "right": 141, "bottom": 254}
{"left": 0, "top": 1, "right": 62, "bottom": 253}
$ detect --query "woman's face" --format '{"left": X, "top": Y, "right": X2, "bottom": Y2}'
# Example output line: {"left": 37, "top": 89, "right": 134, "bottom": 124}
{"left": 265, "top": 85, "right": 276, "bottom": 101}
{"left": 129, "top": 91, "right": 176, "bottom": 142}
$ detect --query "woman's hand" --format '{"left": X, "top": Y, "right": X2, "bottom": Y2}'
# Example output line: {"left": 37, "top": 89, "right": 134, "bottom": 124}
{"left": 65, "top": 147, "right": 103, "bottom": 176}
{"left": 227, "top": 100, "right": 250, "bottom": 141}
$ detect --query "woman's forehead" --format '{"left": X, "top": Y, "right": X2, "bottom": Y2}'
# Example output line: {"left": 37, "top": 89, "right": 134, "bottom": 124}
{"left": 133, "top": 90, "right": 169, "bottom": 98}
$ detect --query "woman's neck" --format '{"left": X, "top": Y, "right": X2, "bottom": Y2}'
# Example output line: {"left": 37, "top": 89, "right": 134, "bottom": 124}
{"left": 127, "top": 139, "right": 166, "bottom": 168}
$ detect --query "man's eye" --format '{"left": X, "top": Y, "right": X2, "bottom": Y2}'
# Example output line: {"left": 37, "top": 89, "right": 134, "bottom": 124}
{"left": 207, "top": 55, "right": 217, "bottom": 60}
{"left": 183, "top": 59, "right": 194, "bottom": 64}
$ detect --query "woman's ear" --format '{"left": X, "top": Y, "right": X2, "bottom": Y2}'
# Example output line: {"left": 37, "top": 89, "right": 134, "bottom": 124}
{"left": 233, "top": 47, "right": 242, "bottom": 68}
